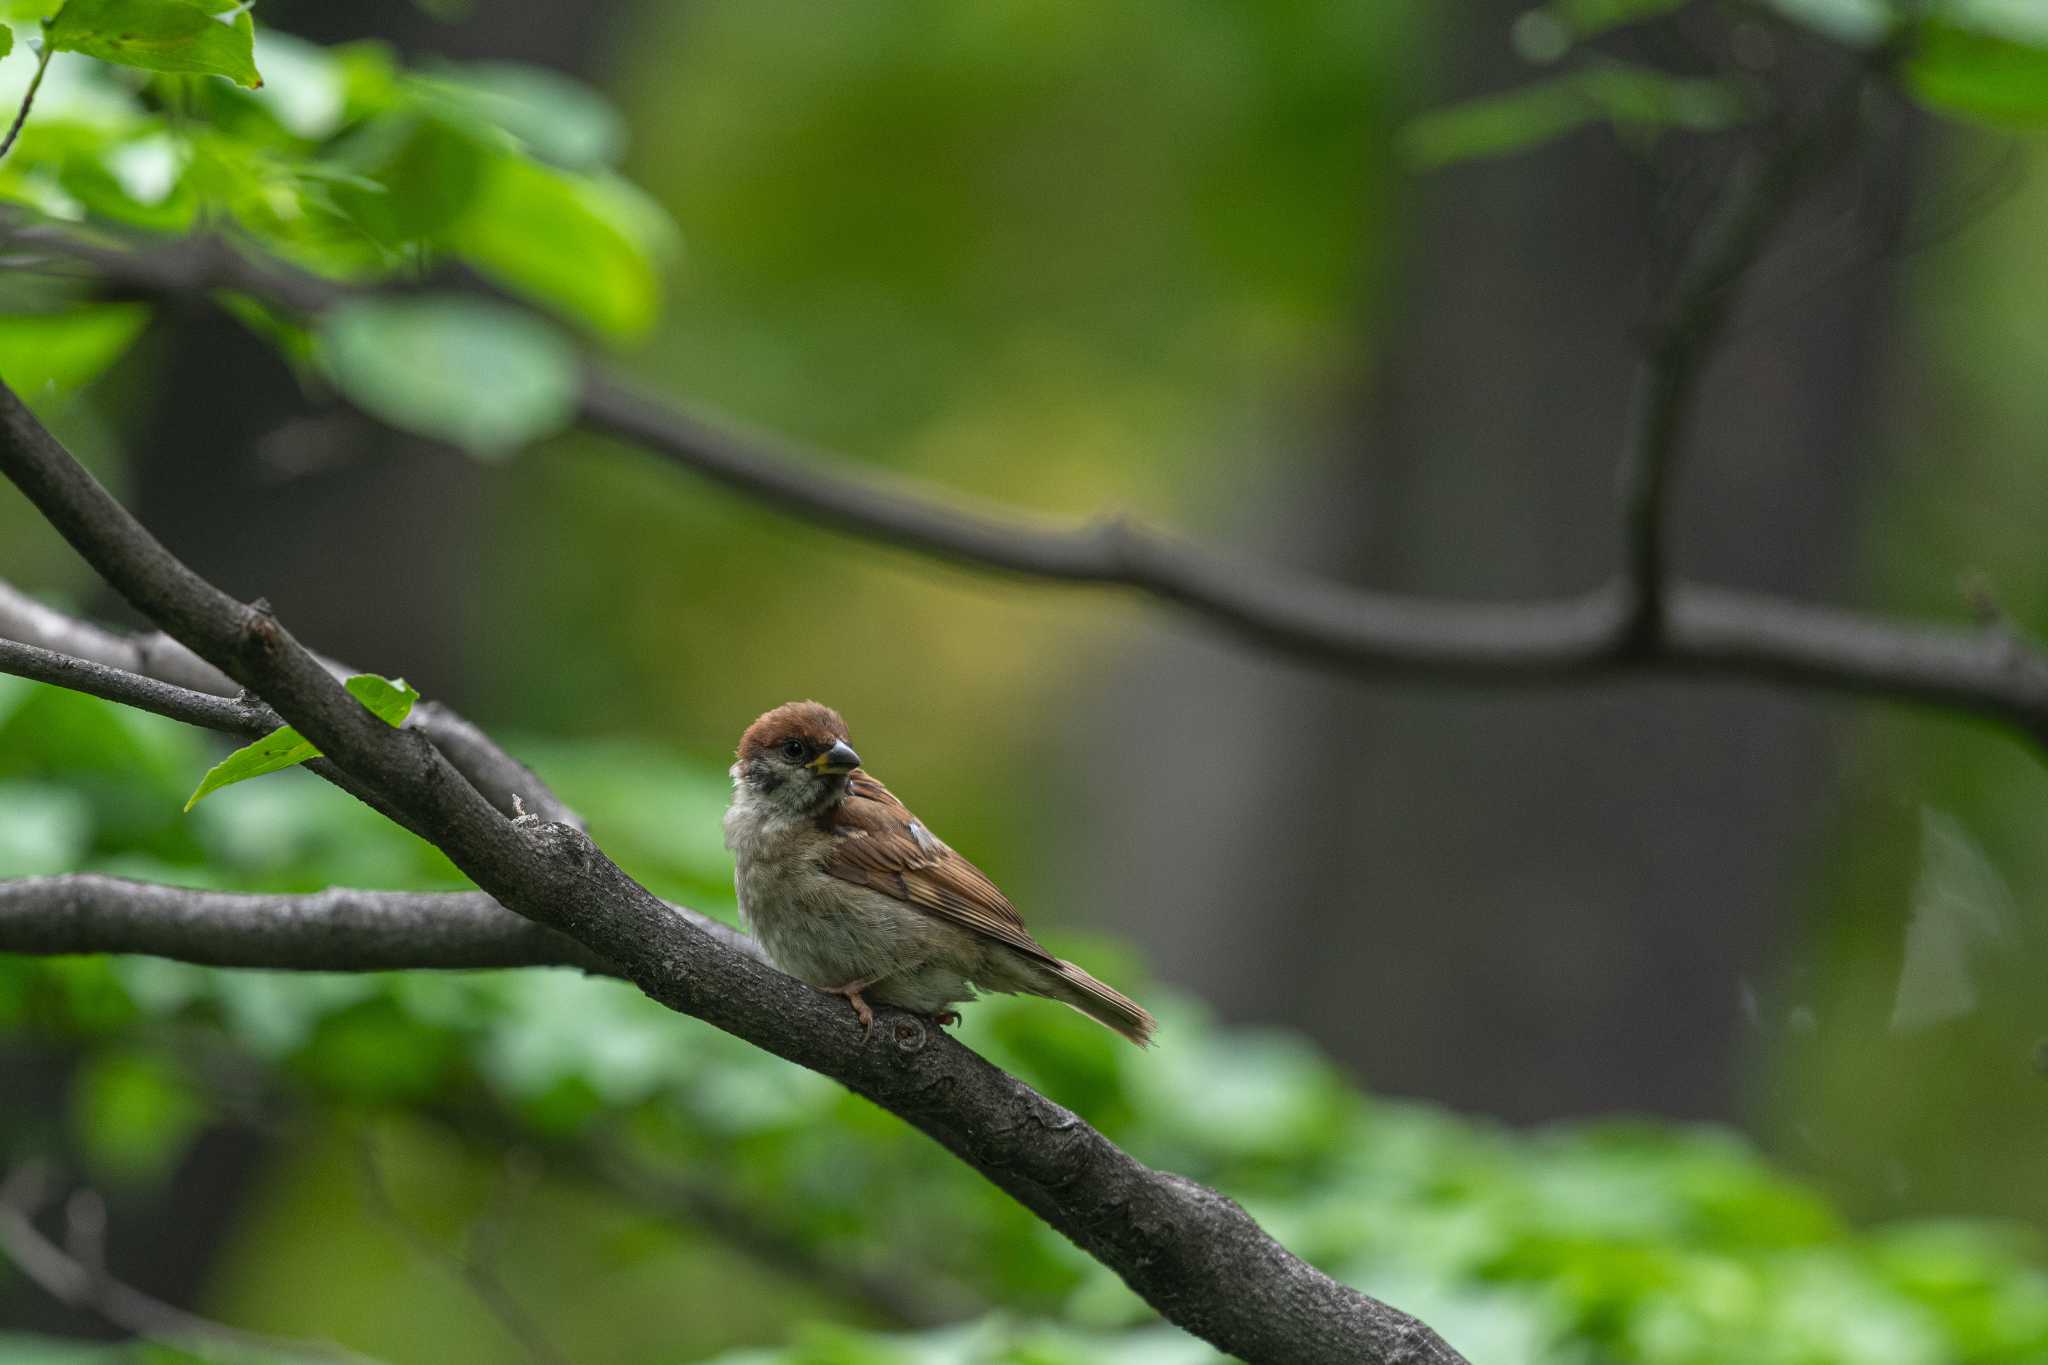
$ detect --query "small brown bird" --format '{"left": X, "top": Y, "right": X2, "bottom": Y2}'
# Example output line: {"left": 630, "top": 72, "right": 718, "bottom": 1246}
{"left": 723, "top": 701, "right": 1156, "bottom": 1046}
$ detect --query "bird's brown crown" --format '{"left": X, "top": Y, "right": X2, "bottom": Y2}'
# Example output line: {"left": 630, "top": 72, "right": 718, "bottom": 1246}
{"left": 737, "top": 700, "right": 849, "bottom": 763}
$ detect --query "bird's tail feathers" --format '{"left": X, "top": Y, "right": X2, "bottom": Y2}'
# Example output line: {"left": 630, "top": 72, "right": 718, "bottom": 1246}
{"left": 1042, "top": 959, "right": 1157, "bottom": 1047}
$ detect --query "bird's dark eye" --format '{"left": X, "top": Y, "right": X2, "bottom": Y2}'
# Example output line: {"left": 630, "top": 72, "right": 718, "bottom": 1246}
{"left": 781, "top": 739, "right": 807, "bottom": 762}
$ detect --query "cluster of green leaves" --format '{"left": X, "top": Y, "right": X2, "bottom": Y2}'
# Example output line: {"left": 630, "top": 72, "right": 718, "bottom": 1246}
{"left": 6, "top": 679, "right": 2048, "bottom": 1364}
{"left": 1401, "top": 0, "right": 2048, "bottom": 169}
{"left": 0, "top": 1, "right": 673, "bottom": 454}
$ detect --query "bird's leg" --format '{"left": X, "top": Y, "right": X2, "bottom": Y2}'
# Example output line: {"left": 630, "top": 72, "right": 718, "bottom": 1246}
{"left": 821, "top": 978, "right": 879, "bottom": 1037}
{"left": 931, "top": 1010, "right": 961, "bottom": 1028}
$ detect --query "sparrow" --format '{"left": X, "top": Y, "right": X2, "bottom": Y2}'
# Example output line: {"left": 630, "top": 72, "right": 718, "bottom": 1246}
{"left": 723, "top": 701, "right": 1156, "bottom": 1046}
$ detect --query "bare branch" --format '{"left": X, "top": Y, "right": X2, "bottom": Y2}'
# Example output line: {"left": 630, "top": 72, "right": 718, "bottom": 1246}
{"left": 0, "top": 579, "right": 583, "bottom": 828}
{"left": 0, "top": 384, "right": 1460, "bottom": 1365}
{"left": 10, "top": 224, "right": 2048, "bottom": 750}
{"left": 583, "top": 382, "right": 2048, "bottom": 733}
{"left": 0, "top": 631, "right": 471, "bottom": 842}
{"left": 0, "top": 579, "right": 237, "bottom": 692}
{"left": 0, "top": 1164, "right": 387, "bottom": 1364}
{"left": 0, "top": 631, "right": 271, "bottom": 731}
{"left": 0, "top": 873, "right": 642, "bottom": 974}
{"left": 1615, "top": 62, "right": 1879, "bottom": 646}
{"left": 0, "top": 41, "right": 55, "bottom": 165}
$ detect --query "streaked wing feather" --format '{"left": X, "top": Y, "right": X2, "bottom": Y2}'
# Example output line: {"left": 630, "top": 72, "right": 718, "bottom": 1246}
{"left": 822, "top": 774, "right": 1060, "bottom": 967}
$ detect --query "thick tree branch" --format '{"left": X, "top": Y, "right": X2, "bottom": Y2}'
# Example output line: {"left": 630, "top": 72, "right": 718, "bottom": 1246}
{"left": 8, "top": 224, "right": 2048, "bottom": 750}
{"left": 0, "top": 385, "right": 1461, "bottom": 1365}
{"left": 0, "top": 874, "right": 637, "bottom": 975}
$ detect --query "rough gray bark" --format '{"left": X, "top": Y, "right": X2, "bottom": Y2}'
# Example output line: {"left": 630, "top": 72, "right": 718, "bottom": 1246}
{"left": 0, "top": 876, "right": 623, "bottom": 975}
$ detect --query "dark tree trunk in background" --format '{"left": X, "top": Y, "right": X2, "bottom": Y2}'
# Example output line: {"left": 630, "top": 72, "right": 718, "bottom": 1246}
{"left": 1074, "top": 4, "right": 1905, "bottom": 1122}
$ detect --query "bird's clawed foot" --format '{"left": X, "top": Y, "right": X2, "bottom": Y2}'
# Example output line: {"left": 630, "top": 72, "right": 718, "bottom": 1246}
{"left": 823, "top": 981, "right": 877, "bottom": 1038}
{"left": 931, "top": 1010, "right": 961, "bottom": 1028}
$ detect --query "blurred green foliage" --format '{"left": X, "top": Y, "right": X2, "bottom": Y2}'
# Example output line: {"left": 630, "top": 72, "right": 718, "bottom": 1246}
{"left": 9, "top": 682, "right": 2048, "bottom": 1362}
{"left": 1759, "top": 136, "right": 2048, "bottom": 1241}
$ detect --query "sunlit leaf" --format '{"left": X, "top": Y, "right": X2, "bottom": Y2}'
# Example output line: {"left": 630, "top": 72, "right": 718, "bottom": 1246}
{"left": 183, "top": 673, "right": 417, "bottom": 810}
{"left": 46, "top": 0, "right": 263, "bottom": 89}
{"left": 445, "top": 155, "right": 676, "bottom": 339}
{"left": 316, "top": 295, "right": 580, "bottom": 457}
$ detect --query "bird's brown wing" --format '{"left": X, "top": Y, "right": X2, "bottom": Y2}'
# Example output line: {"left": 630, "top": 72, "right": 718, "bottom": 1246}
{"left": 821, "top": 773, "right": 1060, "bottom": 967}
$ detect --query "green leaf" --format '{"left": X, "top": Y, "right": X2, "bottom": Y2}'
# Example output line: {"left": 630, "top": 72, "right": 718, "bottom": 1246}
{"left": 316, "top": 295, "right": 580, "bottom": 457}
{"left": 1400, "top": 64, "right": 1748, "bottom": 168}
{"left": 1906, "top": 20, "right": 2048, "bottom": 127}
{"left": 416, "top": 60, "right": 627, "bottom": 170}
{"left": 0, "top": 24, "right": 15, "bottom": 60}
{"left": 46, "top": 0, "right": 263, "bottom": 88}
{"left": 445, "top": 156, "right": 675, "bottom": 339}
{"left": 324, "top": 110, "right": 488, "bottom": 244}
{"left": 0, "top": 303, "right": 151, "bottom": 398}
{"left": 183, "top": 673, "right": 417, "bottom": 811}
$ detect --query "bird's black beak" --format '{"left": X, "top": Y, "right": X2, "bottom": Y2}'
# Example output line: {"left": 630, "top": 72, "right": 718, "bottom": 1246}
{"left": 811, "top": 739, "right": 860, "bottom": 775}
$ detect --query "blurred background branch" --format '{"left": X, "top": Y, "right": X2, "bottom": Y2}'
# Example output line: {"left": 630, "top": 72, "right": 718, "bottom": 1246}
{"left": 12, "top": 221, "right": 2048, "bottom": 753}
{"left": 0, "top": 1164, "right": 385, "bottom": 1364}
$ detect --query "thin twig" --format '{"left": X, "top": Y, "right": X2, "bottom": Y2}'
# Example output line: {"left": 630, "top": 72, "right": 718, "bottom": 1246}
{"left": 0, "top": 39, "right": 54, "bottom": 164}
{"left": 0, "top": 579, "right": 584, "bottom": 829}
{"left": 353, "top": 1135, "right": 577, "bottom": 1365}
{"left": 1615, "top": 59, "right": 1879, "bottom": 646}
{"left": 0, "top": 1164, "right": 388, "bottom": 1365}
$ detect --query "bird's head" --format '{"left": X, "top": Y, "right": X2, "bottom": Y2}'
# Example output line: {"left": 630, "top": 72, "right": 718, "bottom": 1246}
{"left": 733, "top": 700, "right": 861, "bottom": 815}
